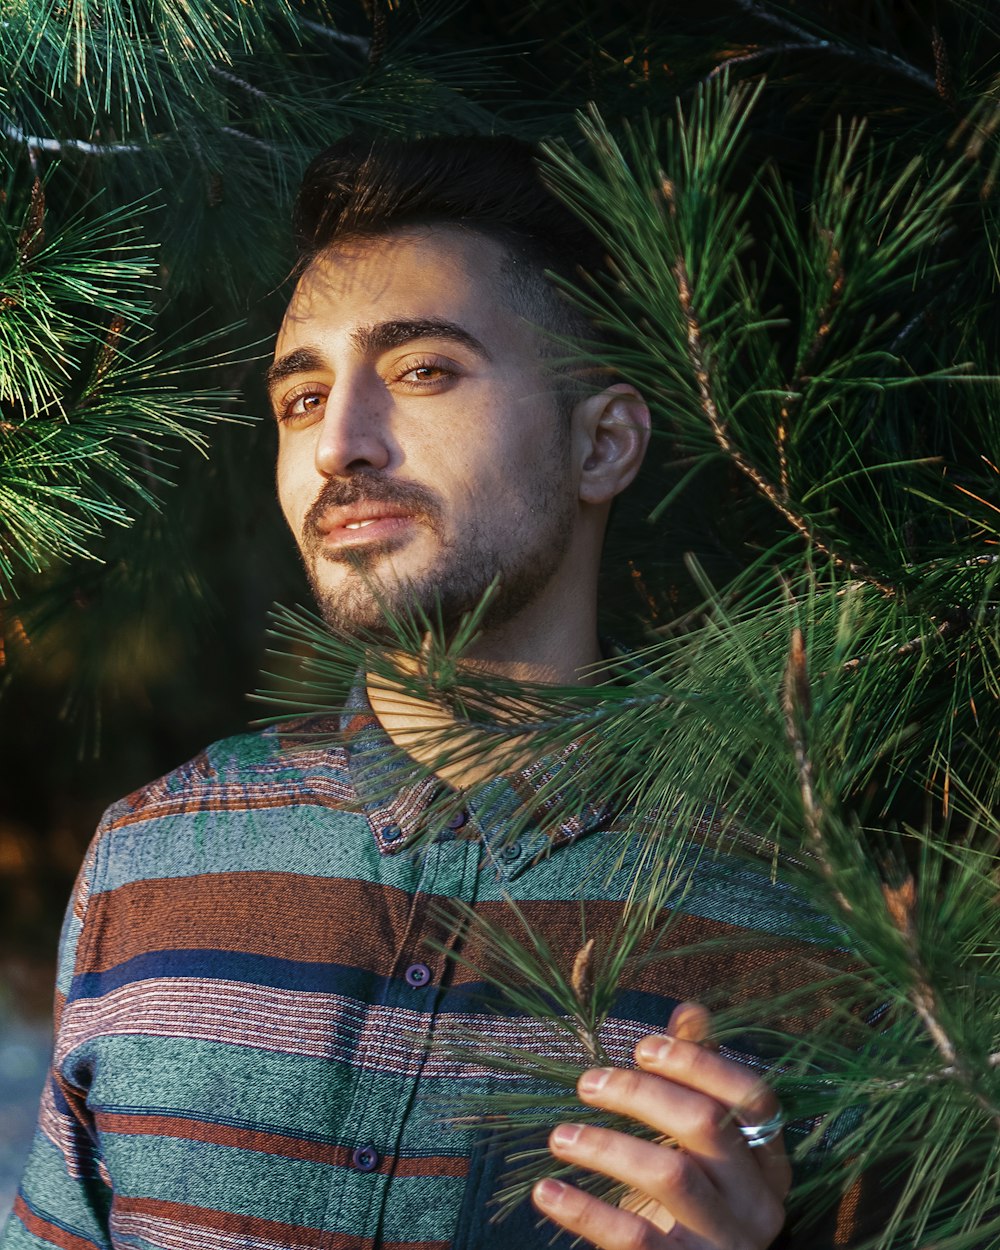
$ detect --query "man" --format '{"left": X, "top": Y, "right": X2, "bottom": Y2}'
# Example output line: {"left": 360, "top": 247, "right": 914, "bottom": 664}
{"left": 5, "top": 137, "right": 834, "bottom": 1250}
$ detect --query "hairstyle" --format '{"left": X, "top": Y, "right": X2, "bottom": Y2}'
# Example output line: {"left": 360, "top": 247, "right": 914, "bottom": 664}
{"left": 291, "top": 135, "right": 608, "bottom": 350}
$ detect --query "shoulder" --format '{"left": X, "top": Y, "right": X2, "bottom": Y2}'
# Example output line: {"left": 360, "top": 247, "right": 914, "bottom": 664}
{"left": 77, "top": 716, "right": 360, "bottom": 899}
{"left": 99, "top": 714, "right": 348, "bottom": 829}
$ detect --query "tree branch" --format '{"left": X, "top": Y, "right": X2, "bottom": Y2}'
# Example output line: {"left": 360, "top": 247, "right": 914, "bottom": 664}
{"left": 666, "top": 190, "right": 896, "bottom": 597}
{"left": 298, "top": 17, "right": 371, "bottom": 55}
{"left": 219, "top": 126, "right": 279, "bottom": 154}
{"left": 882, "top": 876, "right": 1000, "bottom": 1129}
{"left": 208, "top": 66, "right": 270, "bottom": 102}
{"left": 1, "top": 119, "right": 143, "bottom": 156}
{"left": 709, "top": 41, "right": 841, "bottom": 79}
{"left": 731, "top": 0, "right": 937, "bottom": 94}
{"left": 785, "top": 631, "right": 1000, "bottom": 1125}
{"left": 782, "top": 626, "right": 855, "bottom": 917}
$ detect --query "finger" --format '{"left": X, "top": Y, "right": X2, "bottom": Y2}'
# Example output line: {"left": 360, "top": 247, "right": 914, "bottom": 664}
{"left": 634, "top": 1035, "right": 790, "bottom": 1185}
{"left": 533, "top": 1177, "right": 676, "bottom": 1250}
{"left": 547, "top": 1122, "right": 737, "bottom": 1244}
{"left": 666, "top": 1001, "right": 711, "bottom": 1044}
{"left": 575, "top": 1064, "right": 789, "bottom": 1221}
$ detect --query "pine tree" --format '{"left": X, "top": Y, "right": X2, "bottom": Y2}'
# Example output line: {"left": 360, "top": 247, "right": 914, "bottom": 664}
{"left": 5, "top": 2, "right": 1000, "bottom": 1246}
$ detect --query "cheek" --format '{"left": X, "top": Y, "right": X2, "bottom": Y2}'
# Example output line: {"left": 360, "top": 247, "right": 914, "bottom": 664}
{"left": 275, "top": 447, "right": 311, "bottom": 532}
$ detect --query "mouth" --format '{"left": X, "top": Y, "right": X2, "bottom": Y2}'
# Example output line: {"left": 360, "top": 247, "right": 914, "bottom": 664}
{"left": 316, "top": 506, "right": 418, "bottom": 551}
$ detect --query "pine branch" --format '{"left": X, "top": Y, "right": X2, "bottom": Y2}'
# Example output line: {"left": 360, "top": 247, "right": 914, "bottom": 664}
{"left": 882, "top": 875, "right": 1000, "bottom": 1131}
{"left": 708, "top": 42, "right": 820, "bottom": 80}
{"left": 208, "top": 66, "right": 271, "bottom": 102}
{"left": 731, "top": 0, "right": 937, "bottom": 94}
{"left": 781, "top": 625, "right": 855, "bottom": 917}
{"left": 297, "top": 17, "right": 371, "bottom": 54}
{"left": 1, "top": 119, "right": 143, "bottom": 157}
{"left": 667, "top": 201, "right": 897, "bottom": 599}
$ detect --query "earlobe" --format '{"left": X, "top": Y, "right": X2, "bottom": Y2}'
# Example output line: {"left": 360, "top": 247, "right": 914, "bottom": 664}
{"left": 576, "top": 383, "right": 651, "bottom": 505}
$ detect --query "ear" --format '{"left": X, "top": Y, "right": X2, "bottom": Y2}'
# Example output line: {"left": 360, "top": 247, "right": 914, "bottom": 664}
{"left": 573, "top": 383, "right": 651, "bottom": 506}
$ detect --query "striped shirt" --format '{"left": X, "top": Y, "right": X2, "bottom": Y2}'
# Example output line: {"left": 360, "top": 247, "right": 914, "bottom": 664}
{"left": 4, "top": 688, "right": 849, "bottom": 1250}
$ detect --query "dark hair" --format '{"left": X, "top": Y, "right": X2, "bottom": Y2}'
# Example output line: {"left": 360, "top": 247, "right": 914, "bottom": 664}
{"left": 291, "top": 135, "right": 607, "bottom": 346}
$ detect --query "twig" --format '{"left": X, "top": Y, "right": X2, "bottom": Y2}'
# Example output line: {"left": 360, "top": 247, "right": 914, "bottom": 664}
{"left": 781, "top": 626, "right": 855, "bottom": 916}
{"left": 667, "top": 195, "right": 896, "bottom": 598}
{"left": 709, "top": 42, "right": 818, "bottom": 78}
{"left": 882, "top": 1050, "right": 1000, "bottom": 1090}
{"left": 1, "top": 119, "right": 143, "bottom": 156}
{"left": 360, "top": 0, "right": 388, "bottom": 67}
{"left": 208, "top": 67, "right": 270, "bottom": 102}
{"left": 731, "top": 0, "right": 937, "bottom": 94}
{"left": 219, "top": 126, "right": 279, "bottom": 154}
{"left": 882, "top": 876, "right": 1000, "bottom": 1130}
{"left": 930, "top": 26, "right": 957, "bottom": 108}
{"left": 298, "top": 17, "right": 371, "bottom": 55}
{"left": 840, "top": 618, "right": 953, "bottom": 673}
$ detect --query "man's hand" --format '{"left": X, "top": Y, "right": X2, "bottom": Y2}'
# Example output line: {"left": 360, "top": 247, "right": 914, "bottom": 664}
{"left": 532, "top": 1003, "right": 790, "bottom": 1249}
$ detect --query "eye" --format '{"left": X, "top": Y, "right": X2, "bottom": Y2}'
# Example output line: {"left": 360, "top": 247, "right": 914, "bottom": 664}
{"left": 392, "top": 358, "right": 456, "bottom": 390}
{"left": 277, "top": 385, "right": 327, "bottom": 424}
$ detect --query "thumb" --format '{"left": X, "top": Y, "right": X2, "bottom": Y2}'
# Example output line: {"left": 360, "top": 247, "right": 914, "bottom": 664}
{"left": 666, "top": 1000, "right": 712, "bottom": 1044}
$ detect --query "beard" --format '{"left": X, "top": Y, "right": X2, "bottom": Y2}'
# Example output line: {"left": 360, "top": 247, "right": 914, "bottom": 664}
{"left": 299, "top": 454, "right": 575, "bottom": 641}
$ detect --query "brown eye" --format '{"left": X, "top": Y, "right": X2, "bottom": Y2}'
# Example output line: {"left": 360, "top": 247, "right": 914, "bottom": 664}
{"left": 396, "top": 361, "right": 454, "bottom": 388}
{"left": 280, "top": 389, "right": 326, "bottom": 423}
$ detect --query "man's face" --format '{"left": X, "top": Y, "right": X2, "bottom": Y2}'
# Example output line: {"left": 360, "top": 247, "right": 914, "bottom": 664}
{"left": 270, "top": 227, "right": 579, "bottom": 637}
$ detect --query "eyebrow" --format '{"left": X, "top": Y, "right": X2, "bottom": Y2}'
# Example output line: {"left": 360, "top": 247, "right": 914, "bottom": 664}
{"left": 264, "top": 346, "right": 325, "bottom": 399}
{"left": 264, "top": 318, "right": 491, "bottom": 400}
{"left": 350, "top": 318, "right": 491, "bottom": 361}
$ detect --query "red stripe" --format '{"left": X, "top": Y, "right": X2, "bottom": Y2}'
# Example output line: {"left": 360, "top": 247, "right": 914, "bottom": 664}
{"left": 110, "top": 783, "right": 350, "bottom": 831}
{"left": 95, "top": 1111, "right": 467, "bottom": 1177}
{"left": 12, "top": 1195, "right": 101, "bottom": 1250}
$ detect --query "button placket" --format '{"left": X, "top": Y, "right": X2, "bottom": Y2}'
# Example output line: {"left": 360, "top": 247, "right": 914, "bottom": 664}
{"left": 326, "top": 840, "right": 460, "bottom": 1238}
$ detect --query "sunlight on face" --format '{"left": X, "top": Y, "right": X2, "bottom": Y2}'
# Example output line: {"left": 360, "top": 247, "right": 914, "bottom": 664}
{"left": 271, "top": 228, "right": 579, "bottom": 636}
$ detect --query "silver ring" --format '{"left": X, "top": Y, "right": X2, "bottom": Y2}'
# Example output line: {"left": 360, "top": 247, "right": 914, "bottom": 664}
{"left": 737, "top": 1110, "right": 785, "bottom": 1149}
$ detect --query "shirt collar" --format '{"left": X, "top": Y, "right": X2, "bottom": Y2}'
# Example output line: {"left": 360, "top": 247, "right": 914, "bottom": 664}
{"left": 340, "top": 675, "right": 613, "bottom": 871}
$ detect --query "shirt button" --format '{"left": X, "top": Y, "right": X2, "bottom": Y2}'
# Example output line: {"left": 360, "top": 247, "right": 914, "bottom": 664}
{"left": 446, "top": 808, "right": 468, "bottom": 830}
{"left": 405, "top": 962, "right": 432, "bottom": 988}
{"left": 380, "top": 823, "right": 403, "bottom": 843}
{"left": 501, "top": 840, "right": 522, "bottom": 863}
{"left": 352, "top": 1145, "right": 380, "bottom": 1172}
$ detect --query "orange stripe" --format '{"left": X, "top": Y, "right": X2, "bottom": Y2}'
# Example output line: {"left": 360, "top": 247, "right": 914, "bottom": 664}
{"left": 108, "top": 787, "right": 350, "bottom": 831}
{"left": 96, "top": 1111, "right": 468, "bottom": 1178}
{"left": 79, "top": 872, "right": 838, "bottom": 1030}
{"left": 12, "top": 1195, "right": 101, "bottom": 1250}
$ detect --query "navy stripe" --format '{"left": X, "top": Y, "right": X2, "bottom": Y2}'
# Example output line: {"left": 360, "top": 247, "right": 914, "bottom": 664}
{"left": 69, "top": 948, "right": 691, "bottom": 1030}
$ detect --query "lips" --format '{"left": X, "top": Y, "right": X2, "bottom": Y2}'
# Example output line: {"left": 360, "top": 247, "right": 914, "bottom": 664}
{"left": 303, "top": 476, "right": 443, "bottom": 557}
{"left": 314, "top": 502, "right": 418, "bottom": 550}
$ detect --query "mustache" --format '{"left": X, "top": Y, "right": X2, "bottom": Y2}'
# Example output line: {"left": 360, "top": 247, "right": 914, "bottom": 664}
{"left": 302, "top": 472, "right": 443, "bottom": 543}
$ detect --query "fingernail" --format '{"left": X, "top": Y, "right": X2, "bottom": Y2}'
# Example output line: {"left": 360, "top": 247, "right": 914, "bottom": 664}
{"left": 534, "top": 1178, "right": 566, "bottom": 1206}
{"left": 578, "top": 1067, "right": 612, "bottom": 1094}
{"left": 551, "top": 1123, "right": 582, "bottom": 1149}
{"left": 636, "top": 1034, "right": 674, "bottom": 1063}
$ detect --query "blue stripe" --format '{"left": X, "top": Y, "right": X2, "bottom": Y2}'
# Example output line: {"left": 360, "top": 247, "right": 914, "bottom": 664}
{"left": 68, "top": 948, "right": 693, "bottom": 1031}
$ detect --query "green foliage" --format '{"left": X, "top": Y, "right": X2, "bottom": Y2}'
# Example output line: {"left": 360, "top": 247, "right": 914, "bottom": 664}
{"left": 7, "top": 2, "right": 1000, "bottom": 1247}
{"left": 0, "top": 181, "right": 244, "bottom": 590}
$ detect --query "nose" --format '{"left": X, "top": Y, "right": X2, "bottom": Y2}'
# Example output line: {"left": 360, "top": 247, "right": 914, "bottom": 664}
{"left": 314, "top": 376, "right": 391, "bottom": 477}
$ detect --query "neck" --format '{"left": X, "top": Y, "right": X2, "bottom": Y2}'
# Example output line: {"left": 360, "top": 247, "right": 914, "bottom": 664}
{"left": 366, "top": 589, "right": 603, "bottom": 789}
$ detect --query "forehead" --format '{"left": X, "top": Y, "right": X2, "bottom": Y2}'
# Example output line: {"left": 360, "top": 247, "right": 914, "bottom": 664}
{"left": 276, "top": 227, "right": 526, "bottom": 356}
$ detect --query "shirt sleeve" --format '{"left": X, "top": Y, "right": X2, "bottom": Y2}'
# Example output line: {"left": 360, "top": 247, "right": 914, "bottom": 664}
{"left": 1, "top": 837, "right": 113, "bottom": 1250}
